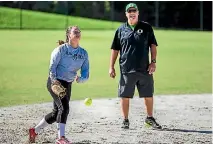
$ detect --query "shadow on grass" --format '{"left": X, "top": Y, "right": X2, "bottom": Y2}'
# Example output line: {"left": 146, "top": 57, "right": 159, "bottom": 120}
{"left": 41, "top": 141, "right": 101, "bottom": 144}
{"left": 72, "top": 142, "right": 100, "bottom": 144}
{"left": 157, "top": 128, "right": 212, "bottom": 134}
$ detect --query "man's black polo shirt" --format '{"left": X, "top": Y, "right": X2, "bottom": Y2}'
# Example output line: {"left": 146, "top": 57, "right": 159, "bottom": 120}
{"left": 111, "top": 21, "right": 158, "bottom": 74}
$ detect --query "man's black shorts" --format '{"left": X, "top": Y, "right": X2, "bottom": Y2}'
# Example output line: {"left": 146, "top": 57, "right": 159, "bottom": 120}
{"left": 118, "top": 72, "right": 154, "bottom": 98}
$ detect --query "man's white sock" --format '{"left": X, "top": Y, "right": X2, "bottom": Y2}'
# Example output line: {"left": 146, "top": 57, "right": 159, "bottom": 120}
{"left": 57, "top": 123, "right": 65, "bottom": 138}
{"left": 34, "top": 118, "right": 49, "bottom": 134}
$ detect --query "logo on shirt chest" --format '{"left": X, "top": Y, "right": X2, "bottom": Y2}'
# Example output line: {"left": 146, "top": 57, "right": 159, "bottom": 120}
{"left": 66, "top": 51, "right": 84, "bottom": 60}
{"left": 137, "top": 29, "right": 143, "bottom": 35}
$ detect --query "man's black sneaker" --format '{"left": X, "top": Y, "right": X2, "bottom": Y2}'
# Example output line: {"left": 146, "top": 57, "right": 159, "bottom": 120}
{"left": 144, "top": 116, "right": 162, "bottom": 129}
{"left": 121, "top": 119, "right": 130, "bottom": 129}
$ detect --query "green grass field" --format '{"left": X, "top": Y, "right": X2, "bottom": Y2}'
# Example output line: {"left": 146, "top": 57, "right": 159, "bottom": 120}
{"left": 0, "top": 7, "right": 121, "bottom": 29}
{"left": 0, "top": 30, "right": 211, "bottom": 107}
{"left": 0, "top": 7, "right": 212, "bottom": 107}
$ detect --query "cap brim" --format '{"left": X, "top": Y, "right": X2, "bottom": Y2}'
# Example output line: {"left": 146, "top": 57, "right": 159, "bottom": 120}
{"left": 126, "top": 7, "right": 138, "bottom": 12}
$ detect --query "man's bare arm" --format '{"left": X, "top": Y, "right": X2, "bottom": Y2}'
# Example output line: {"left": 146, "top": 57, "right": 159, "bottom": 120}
{"left": 109, "top": 49, "right": 119, "bottom": 78}
{"left": 148, "top": 44, "right": 157, "bottom": 74}
{"left": 150, "top": 44, "right": 157, "bottom": 61}
{"left": 110, "top": 49, "right": 119, "bottom": 68}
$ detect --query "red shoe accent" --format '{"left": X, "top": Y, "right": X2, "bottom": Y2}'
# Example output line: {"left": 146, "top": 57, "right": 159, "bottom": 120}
{"left": 56, "top": 137, "right": 72, "bottom": 144}
{"left": 29, "top": 128, "right": 37, "bottom": 143}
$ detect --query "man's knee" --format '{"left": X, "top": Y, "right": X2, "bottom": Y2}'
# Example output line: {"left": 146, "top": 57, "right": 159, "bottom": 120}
{"left": 121, "top": 98, "right": 130, "bottom": 101}
{"left": 144, "top": 97, "right": 153, "bottom": 99}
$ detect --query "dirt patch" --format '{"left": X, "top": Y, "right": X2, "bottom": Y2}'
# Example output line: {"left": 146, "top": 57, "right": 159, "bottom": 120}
{"left": 0, "top": 94, "right": 212, "bottom": 144}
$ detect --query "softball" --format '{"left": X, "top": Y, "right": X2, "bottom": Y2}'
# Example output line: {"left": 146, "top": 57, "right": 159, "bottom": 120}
{"left": 84, "top": 98, "right": 92, "bottom": 106}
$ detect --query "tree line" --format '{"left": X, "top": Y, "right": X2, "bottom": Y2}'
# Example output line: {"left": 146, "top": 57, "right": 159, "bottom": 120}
{"left": 0, "top": 1, "right": 212, "bottom": 30}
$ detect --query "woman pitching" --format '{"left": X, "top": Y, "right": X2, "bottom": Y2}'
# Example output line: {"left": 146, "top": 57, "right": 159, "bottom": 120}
{"left": 29, "top": 26, "right": 89, "bottom": 144}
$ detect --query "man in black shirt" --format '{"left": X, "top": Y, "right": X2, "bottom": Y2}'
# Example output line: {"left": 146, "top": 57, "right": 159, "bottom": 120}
{"left": 109, "top": 3, "right": 161, "bottom": 129}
